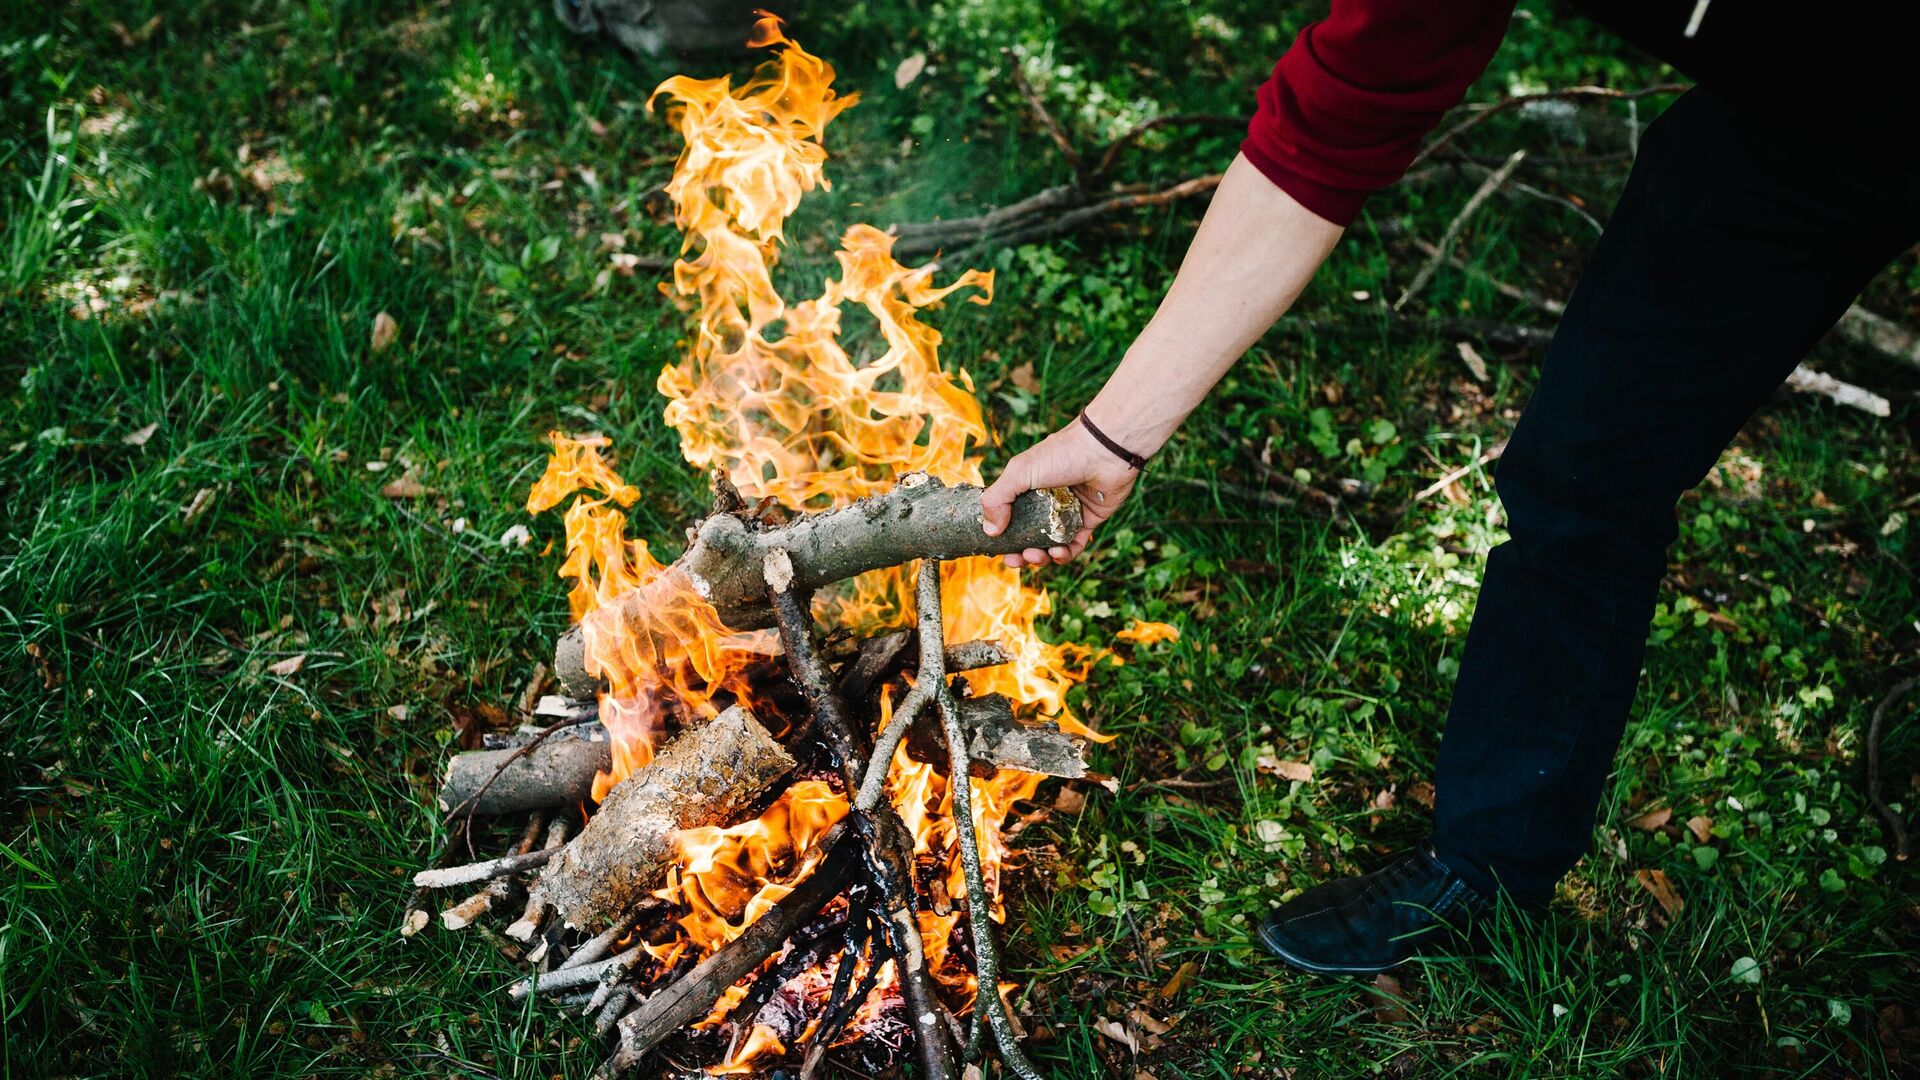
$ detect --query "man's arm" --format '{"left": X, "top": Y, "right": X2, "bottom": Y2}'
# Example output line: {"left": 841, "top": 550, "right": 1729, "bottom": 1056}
{"left": 982, "top": 0, "right": 1514, "bottom": 564}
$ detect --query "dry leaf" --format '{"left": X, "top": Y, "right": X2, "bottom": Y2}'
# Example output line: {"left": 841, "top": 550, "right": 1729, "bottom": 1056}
{"left": 1635, "top": 868, "right": 1684, "bottom": 918}
{"left": 1367, "top": 973, "right": 1409, "bottom": 1024}
{"left": 1158, "top": 959, "right": 1197, "bottom": 999}
{"left": 1627, "top": 806, "right": 1673, "bottom": 831}
{"left": 1456, "top": 340, "right": 1490, "bottom": 382}
{"left": 123, "top": 422, "right": 158, "bottom": 447}
{"left": 1093, "top": 1018, "right": 1139, "bottom": 1053}
{"left": 894, "top": 52, "right": 928, "bottom": 89}
{"left": 1009, "top": 360, "right": 1041, "bottom": 393}
{"left": 370, "top": 311, "right": 399, "bottom": 354}
{"left": 1257, "top": 756, "right": 1314, "bottom": 783}
{"left": 1053, "top": 785, "right": 1086, "bottom": 814}
{"left": 268, "top": 654, "right": 307, "bottom": 677}
{"left": 1127, "top": 1008, "right": 1173, "bottom": 1036}
{"left": 180, "top": 486, "right": 218, "bottom": 524}
{"left": 380, "top": 475, "right": 428, "bottom": 499}
{"left": 1686, "top": 815, "right": 1713, "bottom": 843}
{"left": 1405, "top": 780, "right": 1436, "bottom": 809}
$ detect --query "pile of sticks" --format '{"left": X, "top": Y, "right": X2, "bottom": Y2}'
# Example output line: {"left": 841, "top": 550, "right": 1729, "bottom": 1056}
{"left": 405, "top": 474, "right": 1090, "bottom": 1079}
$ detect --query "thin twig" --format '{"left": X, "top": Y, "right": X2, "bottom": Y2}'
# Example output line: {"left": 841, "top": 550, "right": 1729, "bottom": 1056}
{"left": 935, "top": 683, "right": 1043, "bottom": 1078}
{"left": 1867, "top": 675, "right": 1916, "bottom": 861}
{"left": 1004, "top": 51, "right": 1084, "bottom": 179}
{"left": 401, "top": 819, "right": 469, "bottom": 937}
{"left": 413, "top": 843, "right": 563, "bottom": 890}
{"left": 1094, "top": 112, "right": 1243, "bottom": 178}
{"left": 1409, "top": 83, "right": 1689, "bottom": 169}
{"left": 1409, "top": 442, "right": 1508, "bottom": 505}
{"left": 856, "top": 560, "right": 947, "bottom": 811}
{"left": 1395, "top": 149, "right": 1526, "bottom": 312}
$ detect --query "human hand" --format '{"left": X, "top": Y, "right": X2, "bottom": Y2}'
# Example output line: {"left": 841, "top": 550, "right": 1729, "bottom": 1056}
{"left": 980, "top": 417, "right": 1141, "bottom": 567}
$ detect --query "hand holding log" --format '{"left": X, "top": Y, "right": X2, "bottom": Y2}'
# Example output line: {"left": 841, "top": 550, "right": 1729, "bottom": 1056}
{"left": 555, "top": 475, "right": 1079, "bottom": 696}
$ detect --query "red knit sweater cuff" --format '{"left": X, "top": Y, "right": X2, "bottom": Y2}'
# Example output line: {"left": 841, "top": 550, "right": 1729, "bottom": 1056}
{"left": 1239, "top": 137, "right": 1369, "bottom": 228}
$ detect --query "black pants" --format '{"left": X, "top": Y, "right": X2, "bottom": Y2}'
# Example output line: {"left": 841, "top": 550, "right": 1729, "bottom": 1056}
{"left": 1430, "top": 86, "right": 1920, "bottom": 907}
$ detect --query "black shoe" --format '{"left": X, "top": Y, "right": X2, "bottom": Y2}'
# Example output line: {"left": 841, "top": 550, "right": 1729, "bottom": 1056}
{"left": 1256, "top": 845, "right": 1487, "bottom": 975}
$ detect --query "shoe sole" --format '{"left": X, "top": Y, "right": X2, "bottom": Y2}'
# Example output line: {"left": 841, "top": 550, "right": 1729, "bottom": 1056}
{"left": 1255, "top": 918, "right": 1401, "bottom": 977}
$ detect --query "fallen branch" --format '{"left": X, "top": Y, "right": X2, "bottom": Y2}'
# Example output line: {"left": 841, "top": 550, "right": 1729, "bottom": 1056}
{"left": 442, "top": 814, "right": 547, "bottom": 931}
{"left": 440, "top": 737, "right": 611, "bottom": 818}
{"left": 1409, "top": 83, "right": 1689, "bottom": 170}
{"left": 1836, "top": 305, "right": 1920, "bottom": 373}
{"left": 1407, "top": 240, "right": 1896, "bottom": 416}
{"left": 537, "top": 705, "right": 796, "bottom": 931}
{"left": 906, "top": 692, "right": 1089, "bottom": 779}
{"left": 1004, "top": 51, "right": 1085, "bottom": 180}
{"left": 414, "top": 836, "right": 561, "bottom": 889}
{"left": 1867, "top": 675, "right": 1916, "bottom": 861}
{"left": 1395, "top": 149, "right": 1525, "bottom": 312}
{"left": 553, "top": 475, "right": 1078, "bottom": 697}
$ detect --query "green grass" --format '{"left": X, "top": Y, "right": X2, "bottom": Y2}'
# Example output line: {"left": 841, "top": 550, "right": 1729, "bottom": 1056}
{"left": 4, "top": 2, "right": 1918, "bottom": 1077}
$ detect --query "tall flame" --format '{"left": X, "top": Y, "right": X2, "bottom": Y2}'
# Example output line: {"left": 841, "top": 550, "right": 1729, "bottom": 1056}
{"left": 529, "top": 14, "right": 1102, "bottom": 1058}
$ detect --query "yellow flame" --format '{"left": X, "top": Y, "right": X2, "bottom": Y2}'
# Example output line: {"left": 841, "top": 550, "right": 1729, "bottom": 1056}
{"left": 528, "top": 15, "right": 1106, "bottom": 1063}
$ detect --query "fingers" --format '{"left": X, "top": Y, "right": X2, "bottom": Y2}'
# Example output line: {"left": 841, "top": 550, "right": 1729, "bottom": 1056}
{"left": 978, "top": 457, "right": 1028, "bottom": 537}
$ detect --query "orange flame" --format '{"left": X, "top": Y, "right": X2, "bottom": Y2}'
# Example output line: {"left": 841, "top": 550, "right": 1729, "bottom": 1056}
{"left": 529, "top": 14, "right": 1104, "bottom": 1066}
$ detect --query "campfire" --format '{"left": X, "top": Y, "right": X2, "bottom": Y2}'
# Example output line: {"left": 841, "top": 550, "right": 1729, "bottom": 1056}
{"left": 404, "top": 18, "right": 1152, "bottom": 1078}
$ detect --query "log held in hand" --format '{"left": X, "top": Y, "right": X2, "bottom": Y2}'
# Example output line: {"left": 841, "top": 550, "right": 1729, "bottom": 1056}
{"left": 554, "top": 476, "right": 1080, "bottom": 696}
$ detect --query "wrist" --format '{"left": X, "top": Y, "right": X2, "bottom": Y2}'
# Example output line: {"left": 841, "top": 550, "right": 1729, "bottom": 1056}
{"left": 1085, "top": 390, "right": 1180, "bottom": 459}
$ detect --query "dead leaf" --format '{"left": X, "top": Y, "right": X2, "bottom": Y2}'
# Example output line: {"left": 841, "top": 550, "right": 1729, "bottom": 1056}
{"left": 1686, "top": 815, "right": 1713, "bottom": 844}
{"left": 1052, "top": 785, "right": 1086, "bottom": 814}
{"left": 123, "top": 422, "right": 158, "bottom": 447}
{"left": 1367, "top": 973, "right": 1410, "bottom": 1024}
{"left": 1009, "top": 360, "right": 1040, "bottom": 393}
{"left": 1635, "top": 868, "right": 1684, "bottom": 918}
{"left": 180, "top": 486, "right": 218, "bottom": 524}
{"left": 1627, "top": 806, "right": 1673, "bottom": 831}
{"left": 267, "top": 654, "right": 307, "bottom": 677}
{"left": 1158, "top": 959, "right": 1197, "bottom": 999}
{"left": 1456, "top": 340, "right": 1490, "bottom": 382}
{"left": 1093, "top": 1018, "right": 1139, "bottom": 1053}
{"left": 894, "top": 52, "right": 928, "bottom": 89}
{"left": 1257, "top": 755, "right": 1314, "bottom": 783}
{"left": 1371, "top": 787, "right": 1396, "bottom": 811}
{"left": 370, "top": 311, "right": 399, "bottom": 354}
{"left": 1405, "top": 780, "right": 1436, "bottom": 809}
{"left": 380, "top": 475, "right": 429, "bottom": 499}
{"left": 1127, "top": 1008, "right": 1173, "bottom": 1036}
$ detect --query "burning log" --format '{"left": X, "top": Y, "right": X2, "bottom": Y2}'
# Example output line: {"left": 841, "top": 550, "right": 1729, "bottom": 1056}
{"left": 538, "top": 705, "right": 796, "bottom": 931}
{"left": 439, "top": 737, "right": 612, "bottom": 818}
{"left": 906, "top": 692, "right": 1089, "bottom": 779}
{"left": 767, "top": 554, "right": 962, "bottom": 1080}
{"left": 598, "top": 826, "right": 860, "bottom": 1078}
{"left": 553, "top": 475, "right": 1080, "bottom": 696}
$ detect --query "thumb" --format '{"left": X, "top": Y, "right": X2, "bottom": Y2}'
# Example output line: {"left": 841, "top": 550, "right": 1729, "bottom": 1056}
{"left": 978, "top": 454, "right": 1031, "bottom": 536}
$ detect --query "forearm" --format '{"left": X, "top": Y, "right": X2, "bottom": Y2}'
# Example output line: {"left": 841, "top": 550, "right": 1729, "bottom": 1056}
{"left": 1087, "top": 153, "right": 1344, "bottom": 455}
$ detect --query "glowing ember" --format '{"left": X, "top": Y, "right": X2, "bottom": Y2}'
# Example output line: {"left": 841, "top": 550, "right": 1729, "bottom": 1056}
{"left": 527, "top": 14, "right": 1104, "bottom": 1067}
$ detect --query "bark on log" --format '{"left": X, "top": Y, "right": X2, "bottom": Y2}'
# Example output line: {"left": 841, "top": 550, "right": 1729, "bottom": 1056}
{"left": 553, "top": 476, "right": 1078, "bottom": 696}
{"left": 439, "top": 739, "right": 612, "bottom": 818}
{"left": 597, "top": 828, "right": 858, "bottom": 1079}
{"left": 907, "top": 693, "right": 1088, "bottom": 779}
{"left": 538, "top": 706, "right": 796, "bottom": 931}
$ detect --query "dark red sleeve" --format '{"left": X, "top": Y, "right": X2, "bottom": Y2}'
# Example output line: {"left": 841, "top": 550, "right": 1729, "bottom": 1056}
{"left": 1243, "top": 0, "right": 1516, "bottom": 225}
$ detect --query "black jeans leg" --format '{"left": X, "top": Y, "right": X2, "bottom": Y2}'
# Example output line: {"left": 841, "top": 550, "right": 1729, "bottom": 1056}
{"left": 1430, "top": 86, "right": 1920, "bottom": 907}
